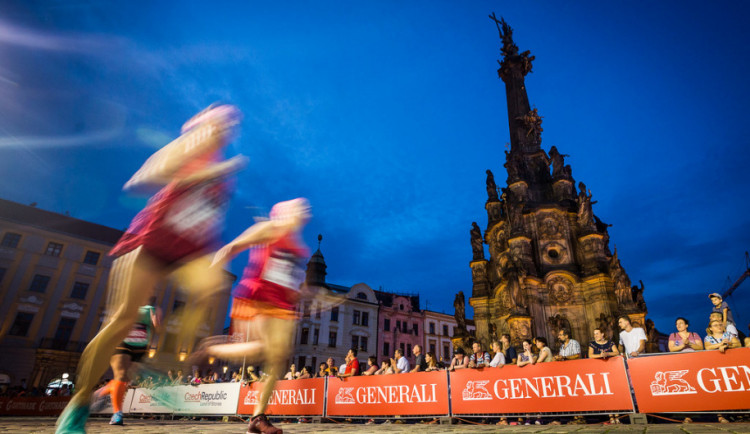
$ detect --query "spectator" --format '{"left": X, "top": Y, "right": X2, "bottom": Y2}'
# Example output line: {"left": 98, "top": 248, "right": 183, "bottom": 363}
{"left": 362, "top": 356, "right": 378, "bottom": 376}
{"left": 283, "top": 364, "right": 299, "bottom": 380}
{"left": 554, "top": 329, "right": 581, "bottom": 361}
{"left": 298, "top": 366, "right": 312, "bottom": 379}
{"left": 391, "top": 348, "right": 410, "bottom": 374}
{"left": 704, "top": 319, "right": 741, "bottom": 353}
{"left": 468, "top": 341, "right": 491, "bottom": 368}
{"left": 668, "top": 317, "right": 703, "bottom": 352}
{"left": 424, "top": 352, "right": 441, "bottom": 371}
{"left": 167, "top": 369, "right": 175, "bottom": 383}
{"left": 449, "top": 348, "right": 469, "bottom": 371}
{"left": 534, "top": 337, "right": 554, "bottom": 363}
{"left": 375, "top": 359, "right": 394, "bottom": 375}
{"left": 489, "top": 340, "right": 506, "bottom": 367}
{"left": 339, "top": 348, "right": 360, "bottom": 378}
{"left": 589, "top": 328, "right": 619, "bottom": 358}
{"left": 517, "top": 339, "right": 536, "bottom": 367}
{"left": 316, "top": 362, "right": 327, "bottom": 378}
{"left": 411, "top": 345, "right": 428, "bottom": 372}
{"left": 174, "top": 370, "right": 184, "bottom": 384}
{"left": 500, "top": 334, "right": 517, "bottom": 364}
{"left": 618, "top": 315, "right": 647, "bottom": 358}
{"left": 709, "top": 312, "right": 739, "bottom": 338}
{"left": 245, "top": 366, "right": 259, "bottom": 383}
{"left": 324, "top": 357, "right": 338, "bottom": 377}
{"left": 709, "top": 293, "right": 735, "bottom": 330}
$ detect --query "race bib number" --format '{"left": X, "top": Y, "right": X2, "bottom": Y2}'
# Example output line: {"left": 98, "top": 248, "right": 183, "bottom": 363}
{"left": 165, "top": 184, "right": 225, "bottom": 243}
{"left": 261, "top": 252, "right": 305, "bottom": 291}
{"left": 123, "top": 324, "right": 149, "bottom": 346}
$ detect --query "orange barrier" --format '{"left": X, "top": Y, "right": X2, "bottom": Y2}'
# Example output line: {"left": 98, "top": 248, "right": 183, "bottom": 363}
{"left": 325, "top": 371, "right": 450, "bottom": 417}
{"left": 0, "top": 396, "right": 71, "bottom": 416}
{"left": 450, "top": 356, "right": 633, "bottom": 415}
{"left": 237, "top": 378, "right": 325, "bottom": 416}
{"left": 628, "top": 347, "right": 750, "bottom": 413}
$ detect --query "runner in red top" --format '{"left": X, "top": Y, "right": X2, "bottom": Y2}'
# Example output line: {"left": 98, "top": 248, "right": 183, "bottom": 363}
{"left": 56, "top": 105, "right": 245, "bottom": 434}
{"left": 207, "top": 198, "right": 311, "bottom": 434}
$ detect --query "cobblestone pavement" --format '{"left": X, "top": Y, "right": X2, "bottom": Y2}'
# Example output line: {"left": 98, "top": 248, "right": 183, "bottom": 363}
{"left": 2, "top": 418, "right": 750, "bottom": 433}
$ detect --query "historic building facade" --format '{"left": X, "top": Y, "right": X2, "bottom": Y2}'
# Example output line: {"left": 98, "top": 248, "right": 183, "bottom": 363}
{"left": 374, "top": 291, "right": 423, "bottom": 365}
{"left": 468, "top": 18, "right": 649, "bottom": 351}
{"left": 0, "top": 198, "right": 231, "bottom": 388}
{"left": 422, "top": 310, "right": 475, "bottom": 364}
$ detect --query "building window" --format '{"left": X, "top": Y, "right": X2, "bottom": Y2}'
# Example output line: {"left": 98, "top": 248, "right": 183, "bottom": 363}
{"left": 0, "top": 267, "right": 6, "bottom": 283}
{"left": 45, "top": 242, "right": 63, "bottom": 257}
{"left": 351, "top": 335, "right": 359, "bottom": 350}
{"left": 429, "top": 342, "right": 436, "bottom": 355}
{"left": 383, "top": 342, "right": 390, "bottom": 357}
{"left": 70, "top": 282, "right": 89, "bottom": 299}
{"left": 1, "top": 232, "right": 21, "bottom": 248}
{"left": 9, "top": 312, "right": 34, "bottom": 336}
{"left": 83, "top": 251, "right": 100, "bottom": 265}
{"left": 444, "top": 344, "right": 450, "bottom": 360}
{"left": 402, "top": 322, "right": 408, "bottom": 333}
{"left": 396, "top": 320, "right": 401, "bottom": 331}
{"left": 407, "top": 344, "right": 412, "bottom": 356}
{"left": 453, "top": 326, "right": 457, "bottom": 336}
{"left": 384, "top": 318, "right": 390, "bottom": 332}
{"left": 400, "top": 342, "right": 405, "bottom": 354}
{"left": 311, "top": 357, "right": 317, "bottom": 371}
{"left": 298, "top": 356, "right": 306, "bottom": 370}
{"left": 356, "top": 292, "right": 367, "bottom": 300}
{"left": 429, "top": 322, "right": 435, "bottom": 335}
{"left": 330, "top": 307, "right": 339, "bottom": 322}
{"left": 443, "top": 324, "right": 448, "bottom": 336}
{"left": 400, "top": 304, "right": 404, "bottom": 311}
{"left": 362, "top": 312, "right": 369, "bottom": 327}
{"left": 361, "top": 336, "right": 368, "bottom": 352}
{"left": 28, "top": 274, "right": 51, "bottom": 293}
{"left": 328, "top": 331, "right": 337, "bottom": 348}
{"left": 413, "top": 323, "right": 419, "bottom": 336}
{"left": 302, "top": 302, "right": 311, "bottom": 318}
{"left": 54, "top": 317, "right": 77, "bottom": 344}
{"left": 313, "top": 328, "right": 319, "bottom": 345}
{"left": 315, "top": 304, "right": 321, "bottom": 319}
{"left": 300, "top": 327, "right": 309, "bottom": 345}
{"left": 353, "top": 310, "right": 361, "bottom": 325}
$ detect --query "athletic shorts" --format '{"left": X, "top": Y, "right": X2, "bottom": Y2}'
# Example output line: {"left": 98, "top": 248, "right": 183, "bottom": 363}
{"left": 114, "top": 342, "right": 147, "bottom": 363}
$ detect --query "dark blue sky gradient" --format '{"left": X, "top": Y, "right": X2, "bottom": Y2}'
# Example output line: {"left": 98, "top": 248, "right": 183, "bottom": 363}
{"left": 0, "top": 1, "right": 748, "bottom": 336}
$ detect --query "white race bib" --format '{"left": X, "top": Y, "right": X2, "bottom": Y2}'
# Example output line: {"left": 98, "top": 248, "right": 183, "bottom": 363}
{"left": 261, "top": 252, "right": 304, "bottom": 291}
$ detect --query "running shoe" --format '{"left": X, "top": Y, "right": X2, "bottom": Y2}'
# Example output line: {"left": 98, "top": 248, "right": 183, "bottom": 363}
{"left": 55, "top": 403, "right": 90, "bottom": 434}
{"left": 247, "top": 414, "right": 282, "bottom": 434}
{"left": 110, "top": 411, "right": 124, "bottom": 425}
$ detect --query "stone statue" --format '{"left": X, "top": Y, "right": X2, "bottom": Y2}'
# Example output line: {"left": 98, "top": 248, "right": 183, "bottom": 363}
{"left": 488, "top": 322, "right": 498, "bottom": 343}
{"left": 454, "top": 291, "right": 467, "bottom": 336}
{"left": 505, "top": 260, "right": 528, "bottom": 314}
{"left": 516, "top": 108, "right": 543, "bottom": 142}
{"left": 631, "top": 280, "right": 647, "bottom": 311}
{"left": 504, "top": 150, "right": 521, "bottom": 182}
{"left": 548, "top": 146, "right": 569, "bottom": 178}
{"left": 470, "top": 222, "right": 484, "bottom": 261}
{"left": 504, "top": 199, "right": 523, "bottom": 233}
{"left": 577, "top": 181, "right": 596, "bottom": 230}
{"left": 489, "top": 13, "right": 519, "bottom": 57}
{"left": 485, "top": 170, "right": 499, "bottom": 202}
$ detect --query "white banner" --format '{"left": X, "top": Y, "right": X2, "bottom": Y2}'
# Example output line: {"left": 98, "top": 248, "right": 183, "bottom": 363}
{"left": 159, "top": 383, "right": 241, "bottom": 415}
{"left": 128, "top": 387, "right": 174, "bottom": 414}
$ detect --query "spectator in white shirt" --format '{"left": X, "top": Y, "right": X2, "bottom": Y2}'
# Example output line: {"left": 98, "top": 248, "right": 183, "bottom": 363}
{"left": 391, "top": 349, "right": 410, "bottom": 374}
{"left": 618, "top": 315, "right": 647, "bottom": 358}
{"left": 489, "top": 341, "right": 506, "bottom": 367}
{"left": 553, "top": 329, "right": 581, "bottom": 361}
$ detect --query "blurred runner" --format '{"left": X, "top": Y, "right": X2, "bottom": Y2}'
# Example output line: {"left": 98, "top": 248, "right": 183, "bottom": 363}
{"left": 56, "top": 105, "right": 245, "bottom": 434}
{"left": 207, "top": 198, "right": 311, "bottom": 434}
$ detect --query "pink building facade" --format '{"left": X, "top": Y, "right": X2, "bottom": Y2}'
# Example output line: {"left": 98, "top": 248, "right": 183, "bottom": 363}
{"left": 375, "top": 292, "right": 423, "bottom": 366}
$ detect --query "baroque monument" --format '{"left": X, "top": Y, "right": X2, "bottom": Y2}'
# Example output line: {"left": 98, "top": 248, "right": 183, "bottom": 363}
{"left": 469, "top": 15, "right": 650, "bottom": 350}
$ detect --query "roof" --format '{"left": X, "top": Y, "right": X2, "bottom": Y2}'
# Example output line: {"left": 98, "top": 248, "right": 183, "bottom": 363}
{"left": 373, "top": 289, "right": 421, "bottom": 312}
{"left": 0, "top": 198, "right": 123, "bottom": 245}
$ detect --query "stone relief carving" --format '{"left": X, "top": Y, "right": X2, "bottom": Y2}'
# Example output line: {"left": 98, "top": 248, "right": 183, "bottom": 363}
{"left": 547, "top": 276, "right": 573, "bottom": 304}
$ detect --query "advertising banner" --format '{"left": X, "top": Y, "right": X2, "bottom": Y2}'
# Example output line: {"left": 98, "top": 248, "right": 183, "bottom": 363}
{"left": 169, "top": 383, "right": 241, "bottom": 415}
{"left": 325, "top": 371, "right": 450, "bottom": 417}
{"left": 628, "top": 347, "right": 750, "bottom": 413}
{"left": 0, "top": 396, "right": 71, "bottom": 416}
{"left": 91, "top": 389, "right": 134, "bottom": 414}
{"left": 237, "top": 378, "right": 325, "bottom": 416}
{"left": 450, "top": 357, "right": 633, "bottom": 415}
{"left": 129, "top": 387, "right": 175, "bottom": 414}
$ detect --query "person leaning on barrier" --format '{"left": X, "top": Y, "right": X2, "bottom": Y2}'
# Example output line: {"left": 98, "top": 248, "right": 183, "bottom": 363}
{"left": 489, "top": 340, "right": 506, "bottom": 367}
{"left": 709, "top": 312, "right": 739, "bottom": 338}
{"left": 534, "top": 337, "right": 554, "bottom": 363}
{"left": 283, "top": 363, "right": 299, "bottom": 380}
{"left": 554, "top": 329, "right": 581, "bottom": 361}
{"left": 704, "top": 319, "right": 741, "bottom": 353}
{"left": 324, "top": 357, "right": 338, "bottom": 377}
{"left": 618, "top": 315, "right": 647, "bottom": 358}
{"left": 361, "top": 356, "right": 378, "bottom": 375}
{"left": 500, "top": 334, "right": 517, "bottom": 364}
{"left": 375, "top": 359, "right": 394, "bottom": 375}
{"left": 411, "top": 345, "right": 428, "bottom": 372}
{"left": 449, "top": 347, "right": 469, "bottom": 371}
{"left": 468, "top": 341, "right": 491, "bottom": 368}
{"left": 391, "top": 348, "right": 410, "bottom": 373}
{"left": 338, "top": 348, "right": 360, "bottom": 378}
{"left": 316, "top": 362, "right": 327, "bottom": 378}
{"left": 424, "top": 352, "right": 441, "bottom": 371}
{"left": 517, "top": 339, "right": 537, "bottom": 367}
{"left": 298, "top": 366, "right": 312, "bottom": 379}
{"left": 668, "top": 317, "right": 703, "bottom": 352}
{"left": 588, "top": 328, "right": 619, "bottom": 359}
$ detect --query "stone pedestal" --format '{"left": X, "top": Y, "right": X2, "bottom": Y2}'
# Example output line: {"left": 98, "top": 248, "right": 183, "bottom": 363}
{"left": 486, "top": 200, "right": 503, "bottom": 226}
{"left": 470, "top": 260, "right": 490, "bottom": 298}
{"left": 552, "top": 178, "right": 574, "bottom": 201}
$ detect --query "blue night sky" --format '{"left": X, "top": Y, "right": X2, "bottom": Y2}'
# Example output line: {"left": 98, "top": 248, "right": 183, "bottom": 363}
{"left": 0, "top": 1, "right": 748, "bottom": 336}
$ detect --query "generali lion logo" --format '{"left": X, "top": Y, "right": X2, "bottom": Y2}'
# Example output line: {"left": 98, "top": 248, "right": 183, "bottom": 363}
{"left": 462, "top": 380, "right": 492, "bottom": 400}
{"left": 334, "top": 387, "right": 355, "bottom": 404}
{"left": 650, "top": 370, "right": 697, "bottom": 396}
{"left": 244, "top": 390, "right": 259, "bottom": 405}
